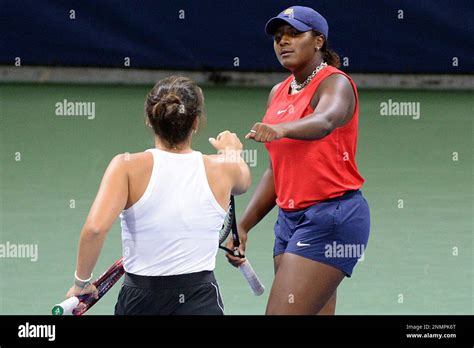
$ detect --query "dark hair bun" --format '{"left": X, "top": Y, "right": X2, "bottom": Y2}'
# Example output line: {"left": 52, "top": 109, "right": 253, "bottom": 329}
{"left": 145, "top": 76, "right": 204, "bottom": 148}
{"left": 151, "top": 93, "right": 183, "bottom": 122}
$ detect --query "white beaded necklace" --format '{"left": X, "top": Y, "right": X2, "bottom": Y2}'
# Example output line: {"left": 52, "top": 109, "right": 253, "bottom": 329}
{"left": 290, "top": 61, "right": 328, "bottom": 93}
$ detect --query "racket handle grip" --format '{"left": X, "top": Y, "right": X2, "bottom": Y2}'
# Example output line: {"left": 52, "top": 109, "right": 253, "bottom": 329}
{"left": 52, "top": 297, "right": 79, "bottom": 315}
{"left": 239, "top": 260, "right": 265, "bottom": 296}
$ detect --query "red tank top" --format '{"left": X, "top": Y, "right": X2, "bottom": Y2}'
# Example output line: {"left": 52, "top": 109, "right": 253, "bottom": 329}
{"left": 263, "top": 65, "right": 364, "bottom": 210}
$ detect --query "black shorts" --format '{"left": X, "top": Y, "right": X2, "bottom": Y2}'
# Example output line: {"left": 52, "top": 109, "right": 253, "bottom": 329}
{"left": 114, "top": 270, "right": 224, "bottom": 315}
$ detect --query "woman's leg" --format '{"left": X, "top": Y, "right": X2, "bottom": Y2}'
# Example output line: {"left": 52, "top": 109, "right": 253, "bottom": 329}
{"left": 266, "top": 253, "right": 345, "bottom": 315}
{"left": 272, "top": 254, "right": 337, "bottom": 314}
{"left": 317, "top": 291, "right": 336, "bottom": 315}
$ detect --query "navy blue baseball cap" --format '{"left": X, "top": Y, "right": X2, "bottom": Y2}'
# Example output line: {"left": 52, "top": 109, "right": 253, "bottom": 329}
{"left": 265, "top": 6, "right": 329, "bottom": 38}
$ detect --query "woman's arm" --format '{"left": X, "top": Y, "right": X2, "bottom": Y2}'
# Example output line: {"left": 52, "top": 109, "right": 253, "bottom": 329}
{"left": 74, "top": 154, "right": 129, "bottom": 281}
{"left": 208, "top": 130, "right": 252, "bottom": 197}
{"left": 246, "top": 74, "right": 356, "bottom": 142}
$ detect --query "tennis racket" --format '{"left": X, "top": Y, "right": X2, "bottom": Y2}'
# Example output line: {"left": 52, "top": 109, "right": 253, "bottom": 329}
{"left": 219, "top": 195, "right": 265, "bottom": 296}
{"left": 52, "top": 257, "right": 124, "bottom": 316}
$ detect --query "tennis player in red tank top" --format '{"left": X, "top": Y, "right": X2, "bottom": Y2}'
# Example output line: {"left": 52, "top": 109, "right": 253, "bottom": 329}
{"left": 226, "top": 6, "right": 370, "bottom": 315}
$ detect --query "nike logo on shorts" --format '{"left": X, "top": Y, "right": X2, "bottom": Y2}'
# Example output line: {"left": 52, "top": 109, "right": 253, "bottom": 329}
{"left": 296, "top": 241, "right": 310, "bottom": 247}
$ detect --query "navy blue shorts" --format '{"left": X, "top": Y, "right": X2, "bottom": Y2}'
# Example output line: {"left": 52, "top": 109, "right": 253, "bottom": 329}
{"left": 273, "top": 190, "right": 370, "bottom": 277}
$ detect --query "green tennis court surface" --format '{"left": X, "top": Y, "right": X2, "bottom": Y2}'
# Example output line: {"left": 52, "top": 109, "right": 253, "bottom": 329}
{"left": 0, "top": 83, "right": 472, "bottom": 314}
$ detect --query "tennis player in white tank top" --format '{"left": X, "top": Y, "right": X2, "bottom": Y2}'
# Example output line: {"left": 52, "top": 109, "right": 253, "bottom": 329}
{"left": 65, "top": 76, "right": 251, "bottom": 315}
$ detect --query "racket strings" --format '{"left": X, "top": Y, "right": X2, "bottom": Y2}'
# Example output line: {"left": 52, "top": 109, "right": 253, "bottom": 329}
{"left": 219, "top": 203, "right": 234, "bottom": 244}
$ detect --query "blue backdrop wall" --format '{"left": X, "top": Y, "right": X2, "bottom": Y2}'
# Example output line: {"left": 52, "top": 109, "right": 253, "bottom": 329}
{"left": 1, "top": 0, "right": 473, "bottom": 73}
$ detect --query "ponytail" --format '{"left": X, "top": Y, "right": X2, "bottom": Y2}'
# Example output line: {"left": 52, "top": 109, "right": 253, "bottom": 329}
{"left": 313, "top": 31, "right": 341, "bottom": 68}
{"left": 322, "top": 47, "right": 341, "bottom": 68}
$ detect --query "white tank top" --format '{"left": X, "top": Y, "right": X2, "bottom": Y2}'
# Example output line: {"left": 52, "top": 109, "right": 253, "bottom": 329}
{"left": 119, "top": 148, "right": 227, "bottom": 276}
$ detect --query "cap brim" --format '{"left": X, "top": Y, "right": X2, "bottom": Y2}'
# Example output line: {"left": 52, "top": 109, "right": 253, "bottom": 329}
{"left": 264, "top": 17, "right": 312, "bottom": 36}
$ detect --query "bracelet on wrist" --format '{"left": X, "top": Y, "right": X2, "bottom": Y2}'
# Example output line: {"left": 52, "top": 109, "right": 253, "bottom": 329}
{"left": 74, "top": 270, "right": 92, "bottom": 283}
